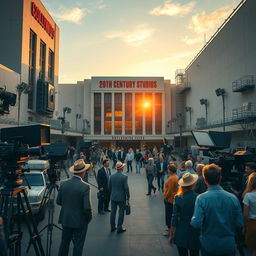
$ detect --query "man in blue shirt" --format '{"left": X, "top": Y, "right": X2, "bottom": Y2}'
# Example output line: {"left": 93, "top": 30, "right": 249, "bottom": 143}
{"left": 178, "top": 160, "right": 196, "bottom": 179}
{"left": 191, "top": 164, "right": 243, "bottom": 256}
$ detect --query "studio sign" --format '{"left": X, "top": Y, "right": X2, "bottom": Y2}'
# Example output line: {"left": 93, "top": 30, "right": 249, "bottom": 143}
{"left": 31, "top": 2, "right": 55, "bottom": 39}
{"left": 112, "top": 136, "right": 145, "bottom": 140}
{"left": 99, "top": 80, "right": 157, "bottom": 89}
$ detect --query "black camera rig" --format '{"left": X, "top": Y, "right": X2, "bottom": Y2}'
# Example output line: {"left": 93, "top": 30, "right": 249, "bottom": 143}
{"left": 0, "top": 86, "right": 17, "bottom": 115}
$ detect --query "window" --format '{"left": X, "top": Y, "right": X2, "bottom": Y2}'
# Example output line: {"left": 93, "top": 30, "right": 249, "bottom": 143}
{"left": 145, "top": 93, "right": 152, "bottom": 135}
{"left": 21, "top": 174, "right": 44, "bottom": 186}
{"left": 155, "top": 93, "right": 162, "bottom": 134}
{"left": 135, "top": 93, "right": 143, "bottom": 134}
{"left": 39, "top": 40, "right": 46, "bottom": 80}
{"left": 114, "top": 93, "right": 122, "bottom": 134}
{"left": 28, "top": 29, "right": 37, "bottom": 109}
{"left": 125, "top": 93, "right": 132, "bottom": 135}
{"left": 94, "top": 93, "right": 101, "bottom": 134}
{"left": 104, "top": 93, "right": 112, "bottom": 135}
{"left": 48, "top": 49, "right": 54, "bottom": 83}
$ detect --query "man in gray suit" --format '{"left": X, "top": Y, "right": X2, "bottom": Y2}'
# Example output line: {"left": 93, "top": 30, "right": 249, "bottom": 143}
{"left": 57, "top": 159, "right": 92, "bottom": 256}
{"left": 109, "top": 161, "right": 130, "bottom": 233}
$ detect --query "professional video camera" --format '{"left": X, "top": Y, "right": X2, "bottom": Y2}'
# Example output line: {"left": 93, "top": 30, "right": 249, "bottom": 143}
{"left": 0, "top": 124, "right": 50, "bottom": 187}
{"left": 0, "top": 86, "right": 17, "bottom": 115}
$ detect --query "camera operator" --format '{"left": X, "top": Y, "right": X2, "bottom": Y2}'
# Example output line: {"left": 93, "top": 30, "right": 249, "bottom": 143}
{"left": 57, "top": 159, "right": 92, "bottom": 256}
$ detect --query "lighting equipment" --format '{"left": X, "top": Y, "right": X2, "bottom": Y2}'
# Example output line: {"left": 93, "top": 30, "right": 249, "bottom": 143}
{"left": 185, "top": 107, "right": 192, "bottom": 128}
{"left": 0, "top": 86, "right": 17, "bottom": 115}
{"left": 215, "top": 88, "right": 226, "bottom": 132}
{"left": 200, "top": 98, "right": 208, "bottom": 125}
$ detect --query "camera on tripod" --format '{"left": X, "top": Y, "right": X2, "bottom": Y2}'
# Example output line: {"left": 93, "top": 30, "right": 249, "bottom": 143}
{"left": 0, "top": 86, "right": 17, "bottom": 115}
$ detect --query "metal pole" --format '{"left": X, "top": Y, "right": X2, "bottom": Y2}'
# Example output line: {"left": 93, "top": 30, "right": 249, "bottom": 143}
{"left": 222, "top": 95, "right": 225, "bottom": 132}
{"left": 205, "top": 104, "right": 208, "bottom": 126}
{"left": 189, "top": 109, "right": 192, "bottom": 129}
{"left": 18, "top": 91, "right": 21, "bottom": 126}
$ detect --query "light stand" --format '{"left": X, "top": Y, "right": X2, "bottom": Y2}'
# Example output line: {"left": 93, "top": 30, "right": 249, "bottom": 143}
{"left": 185, "top": 106, "right": 192, "bottom": 129}
{"left": 215, "top": 88, "right": 226, "bottom": 132}
{"left": 200, "top": 98, "right": 208, "bottom": 126}
{"left": 75, "top": 113, "right": 82, "bottom": 131}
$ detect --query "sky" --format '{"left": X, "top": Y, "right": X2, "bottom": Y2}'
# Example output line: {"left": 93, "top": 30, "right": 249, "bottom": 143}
{"left": 42, "top": 0, "right": 241, "bottom": 84}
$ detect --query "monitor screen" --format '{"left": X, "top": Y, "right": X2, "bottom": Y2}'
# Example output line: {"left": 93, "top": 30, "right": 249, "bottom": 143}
{"left": 192, "top": 131, "right": 215, "bottom": 147}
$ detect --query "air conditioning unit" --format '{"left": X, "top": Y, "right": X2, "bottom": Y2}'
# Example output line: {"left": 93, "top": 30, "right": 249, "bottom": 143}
{"left": 36, "top": 80, "right": 55, "bottom": 115}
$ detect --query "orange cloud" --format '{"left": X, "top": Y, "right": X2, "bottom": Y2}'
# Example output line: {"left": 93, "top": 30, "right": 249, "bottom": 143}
{"left": 150, "top": 0, "right": 195, "bottom": 17}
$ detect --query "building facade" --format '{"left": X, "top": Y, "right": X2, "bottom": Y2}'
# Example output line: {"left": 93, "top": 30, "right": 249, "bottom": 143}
{"left": 58, "top": 77, "right": 174, "bottom": 148}
{"left": 169, "top": 0, "right": 256, "bottom": 149}
{"left": 0, "top": 0, "right": 59, "bottom": 127}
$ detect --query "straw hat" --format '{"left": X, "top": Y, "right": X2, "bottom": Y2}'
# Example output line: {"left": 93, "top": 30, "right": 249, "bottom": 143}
{"left": 116, "top": 161, "right": 125, "bottom": 170}
{"left": 69, "top": 159, "right": 90, "bottom": 174}
{"left": 178, "top": 172, "right": 198, "bottom": 187}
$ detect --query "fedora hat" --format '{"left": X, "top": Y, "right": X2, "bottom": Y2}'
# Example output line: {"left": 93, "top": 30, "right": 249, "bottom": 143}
{"left": 116, "top": 161, "right": 125, "bottom": 170}
{"left": 178, "top": 172, "right": 198, "bottom": 187}
{"left": 69, "top": 159, "right": 90, "bottom": 174}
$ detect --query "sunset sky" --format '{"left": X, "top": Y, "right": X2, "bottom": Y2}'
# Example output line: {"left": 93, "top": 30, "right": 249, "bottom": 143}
{"left": 42, "top": 0, "right": 241, "bottom": 84}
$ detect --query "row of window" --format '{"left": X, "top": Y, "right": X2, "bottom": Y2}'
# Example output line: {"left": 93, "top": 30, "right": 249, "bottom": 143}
{"left": 94, "top": 93, "right": 163, "bottom": 135}
{"left": 28, "top": 29, "right": 54, "bottom": 109}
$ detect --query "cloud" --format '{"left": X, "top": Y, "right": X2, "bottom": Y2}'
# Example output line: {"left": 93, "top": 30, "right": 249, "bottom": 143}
{"left": 150, "top": 0, "right": 195, "bottom": 17}
{"left": 99, "top": 4, "right": 107, "bottom": 9}
{"left": 106, "top": 24, "right": 155, "bottom": 47}
{"left": 148, "top": 50, "right": 197, "bottom": 64}
{"left": 189, "top": 6, "right": 233, "bottom": 34}
{"left": 52, "top": 8, "right": 88, "bottom": 24}
{"left": 182, "top": 36, "right": 203, "bottom": 45}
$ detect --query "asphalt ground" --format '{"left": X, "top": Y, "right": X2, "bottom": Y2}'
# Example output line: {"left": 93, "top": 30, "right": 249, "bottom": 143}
{"left": 19, "top": 162, "right": 248, "bottom": 256}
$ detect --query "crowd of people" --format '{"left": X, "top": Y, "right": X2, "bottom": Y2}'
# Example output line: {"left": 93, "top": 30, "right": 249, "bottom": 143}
{"left": 57, "top": 145, "right": 256, "bottom": 256}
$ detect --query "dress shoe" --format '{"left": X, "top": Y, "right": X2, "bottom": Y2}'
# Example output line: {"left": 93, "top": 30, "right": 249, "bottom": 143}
{"left": 117, "top": 228, "right": 126, "bottom": 234}
{"left": 111, "top": 227, "right": 117, "bottom": 232}
{"left": 104, "top": 209, "right": 111, "bottom": 212}
{"left": 146, "top": 193, "right": 151, "bottom": 196}
{"left": 99, "top": 211, "right": 105, "bottom": 215}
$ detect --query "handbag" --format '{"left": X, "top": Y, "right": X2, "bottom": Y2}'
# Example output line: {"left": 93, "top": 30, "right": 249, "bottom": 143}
{"left": 125, "top": 203, "right": 131, "bottom": 215}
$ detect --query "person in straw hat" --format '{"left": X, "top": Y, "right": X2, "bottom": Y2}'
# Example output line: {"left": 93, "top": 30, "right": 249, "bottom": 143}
{"left": 169, "top": 172, "right": 201, "bottom": 256}
{"left": 57, "top": 159, "right": 92, "bottom": 256}
{"left": 109, "top": 161, "right": 130, "bottom": 233}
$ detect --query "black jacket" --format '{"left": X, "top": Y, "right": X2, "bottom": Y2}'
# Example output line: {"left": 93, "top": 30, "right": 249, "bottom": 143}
{"left": 117, "top": 151, "right": 126, "bottom": 162}
{"left": 97, "top": 167, "right": 111, "bottom": 191}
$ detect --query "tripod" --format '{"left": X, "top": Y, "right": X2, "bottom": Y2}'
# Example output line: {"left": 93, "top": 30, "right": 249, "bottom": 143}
{"left": 36, "top": 182, "right": 62, "bottom": 256}
{"left": 0, "top": 186, "right": 45, "bottom": 256}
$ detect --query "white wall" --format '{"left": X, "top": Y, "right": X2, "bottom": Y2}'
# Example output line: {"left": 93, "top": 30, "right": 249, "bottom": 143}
{"left": 185, "top": 0, "right": 256, "bottom": 129}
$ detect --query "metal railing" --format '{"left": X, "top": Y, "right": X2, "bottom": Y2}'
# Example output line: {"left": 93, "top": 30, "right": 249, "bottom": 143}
{"left": 232, "top": 75, "right": 255, "bottom": 92}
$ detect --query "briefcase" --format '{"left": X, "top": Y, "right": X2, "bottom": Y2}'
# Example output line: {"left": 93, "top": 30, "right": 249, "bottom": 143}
{"left": 97, "top": 191, "right": 105, "bottom": 200}
{"left": 125, "top": 203, "right": 131, "bottom": 215}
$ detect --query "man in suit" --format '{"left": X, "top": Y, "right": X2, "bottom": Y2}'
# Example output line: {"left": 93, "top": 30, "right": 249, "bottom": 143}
{"left": 109, "top": 162, "right": 130, "bottom": 233}
{"left": 156, "top": 155, "right": 168, "bottom": 192}
{"left": 97, "top": 159, "right": 111, "bottom": 214}
{"left": 117, "top": 148, "right": 126, "bottom": 163}
{"left": 57, "top": 159, "right": 92, "bottom": 256}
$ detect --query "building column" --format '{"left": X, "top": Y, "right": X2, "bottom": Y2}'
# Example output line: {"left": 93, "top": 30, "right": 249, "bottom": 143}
{"left": 162, "top": 93, "right": 165, "bottom": 135}
{"left": 142, "top": 92, "right": 145, "bottom": 135}
{"left": 132, "top": 93, "right": 135, "bottom": 135}
{"left": 101, "top": 92, "right": 104, "bottom": 135}
{"left": 122, "top": 93, "right": 125, "bottom": 135}
{"left": 152, "top": 93, "right": 156, "bottom": 135}
{"left": 112, "top": 92, "right": 114, "bottom": 135}
{"left": 90, "top": 93, "right": 94, "bottom": 135}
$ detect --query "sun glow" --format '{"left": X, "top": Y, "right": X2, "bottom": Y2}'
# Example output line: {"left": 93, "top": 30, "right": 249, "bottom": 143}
{"left": 143, "top": 101, "right": 151, "bottom": 108}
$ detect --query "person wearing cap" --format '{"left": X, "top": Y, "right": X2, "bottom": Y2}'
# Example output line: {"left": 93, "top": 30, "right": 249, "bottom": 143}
{"left": 109, "top": 161, "right": 130, "bottom": 233}
{"left": 145, "top": 158, "right": 157, "bottom": 196}
{"left": 191, "top": 164, "right": 243, "bottom": 256}
{"left": 57, "top": 159, "right": 92, "bottom": 256}
{"left": 169, "top": 172, "right": 200, "bottom": 256}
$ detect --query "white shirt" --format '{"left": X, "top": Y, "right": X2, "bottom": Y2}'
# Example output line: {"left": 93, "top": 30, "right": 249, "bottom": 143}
{"left": 243, "top": 191, "right": 256, "bottom": 220}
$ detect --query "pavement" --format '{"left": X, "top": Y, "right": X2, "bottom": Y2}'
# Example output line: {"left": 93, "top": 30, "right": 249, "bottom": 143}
{"left": 20, "top": 162, "right": 247, "bottom": 256}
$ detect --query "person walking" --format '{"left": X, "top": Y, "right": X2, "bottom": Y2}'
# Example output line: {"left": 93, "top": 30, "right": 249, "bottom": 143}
{"left": 135, "top": 149, "right": 143, "bottom": 174}
{"left": 111, "top": 148, "right": 118, "bottom": 169}
{"left": 243, "top": 172, "right": 256, "bottom": 256}
{"left": 126, "top": 149, "right": 134, "bottom": 173}
{"left": 109, "top": 162, "right": 130, "bottom": 233}
{"left": 163, "top": 164, "right": 178, "bottom": 236}
{"left": 191, "top": 164, "right": 244, "bottom": 256}
{"left": 145, "top": 158, "right": 157, "bottom": 196}
{"left": 169, "top": 172, "right": 200, "bottom": 256}
{"left": 156, "top": 155, "right": 168, "bottom": 192}
{"left": 117, "top": 148, "right": 126, "bottom": 163}
{"left": 57, "top": 159, "right": 92, "bottom": 256}
{"left": 97, "top": 159, "right": 112, "bottom": 214}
